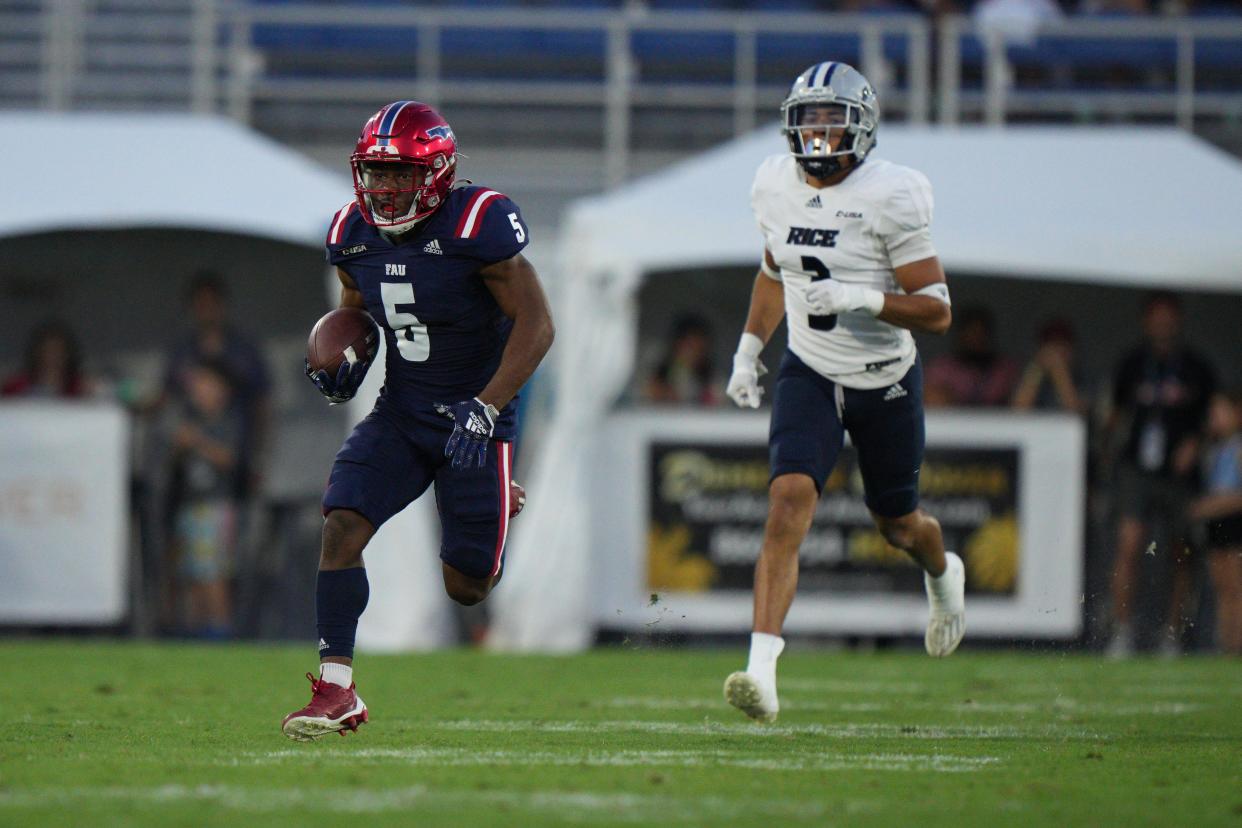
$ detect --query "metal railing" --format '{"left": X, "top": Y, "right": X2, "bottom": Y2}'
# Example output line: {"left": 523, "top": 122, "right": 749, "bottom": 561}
{"left": 937, "top": 15, "right": 1242, "bottom": 129}
{"left": 225, "top": 5, "right": 930, "bottom": 187}
{"left": 7, "top": 2, "right": 1242, "bottom": 185}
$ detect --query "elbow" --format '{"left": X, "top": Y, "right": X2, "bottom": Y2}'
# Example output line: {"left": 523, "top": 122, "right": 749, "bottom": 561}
{"left": 540, "top": 315, "right": 556, "bottom": 354}
{"left": 929, "top": 305, "right": 952, "bottom": 335}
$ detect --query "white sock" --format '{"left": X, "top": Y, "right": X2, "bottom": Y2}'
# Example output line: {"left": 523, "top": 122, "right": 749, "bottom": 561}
{"left": 927, "top": 553, "right": 958, "bottom": 602}
{"left": 745, "top": 632, "right": 785, "bottom": 686}
{"left": 319, "top": 662, "right": 353, "bottom": 689}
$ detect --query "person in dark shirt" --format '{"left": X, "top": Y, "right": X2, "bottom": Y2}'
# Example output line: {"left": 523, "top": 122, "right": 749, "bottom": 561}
{"left": 1105, "top": 292, "right": 1216, "bottom": 657}
{"left": 157, "top": 273, "right": 272, "bottom": 499}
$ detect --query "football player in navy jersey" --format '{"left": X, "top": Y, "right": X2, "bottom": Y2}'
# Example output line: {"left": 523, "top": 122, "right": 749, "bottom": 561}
{"left": 281, "top": 101, "right": 554, "bottom": 741}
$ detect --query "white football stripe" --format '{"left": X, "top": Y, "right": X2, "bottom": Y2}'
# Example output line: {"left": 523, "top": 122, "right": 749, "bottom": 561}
{"left": 459, "top": 190, "right": 500, "bottom": 238}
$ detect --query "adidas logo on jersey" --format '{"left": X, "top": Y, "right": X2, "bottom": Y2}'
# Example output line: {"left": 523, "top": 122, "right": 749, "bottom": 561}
{"left": 883, "top": 383, "right": 908, "bottom": 402}
{"left": 805, "top": 195, "right": 822, "bottom": 208}
{"left": 423, "top": 239, "right": 443, "bottom": 255}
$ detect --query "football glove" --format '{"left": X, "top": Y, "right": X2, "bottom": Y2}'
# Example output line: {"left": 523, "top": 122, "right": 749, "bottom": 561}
{"left": 726, "top": 333, "right": 767, "bottom": 409}
{"left": 435, "top": 397, "right": 498, "bottom": 471}
{"left": 305, "top": 356, "right": 371, "bottom": 405}
{"left": 803, "top": 280, "right": 885, "bottom": 317}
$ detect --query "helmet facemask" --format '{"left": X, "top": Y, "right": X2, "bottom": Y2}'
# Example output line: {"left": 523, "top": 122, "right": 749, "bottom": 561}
{"left": 350, "top": 152, "right": 454, "bottom": 235}
{"left": 783, "top": 101, "right": 868, "bottom": 180}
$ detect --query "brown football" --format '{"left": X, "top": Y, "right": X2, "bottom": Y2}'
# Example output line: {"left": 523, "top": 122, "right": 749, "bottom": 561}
{"left": 306, "top": 307, "right": 378, "bottom": 375}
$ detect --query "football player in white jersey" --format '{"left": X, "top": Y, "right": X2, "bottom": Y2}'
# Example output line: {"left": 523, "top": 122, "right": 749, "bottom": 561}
{"left": 723, "top": 62, "right": 966, "bottom": 723}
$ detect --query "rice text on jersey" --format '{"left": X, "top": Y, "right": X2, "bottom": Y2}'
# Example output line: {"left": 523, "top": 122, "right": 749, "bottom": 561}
{"left": 786, "top": 227, "right": 840, "bottom": 247}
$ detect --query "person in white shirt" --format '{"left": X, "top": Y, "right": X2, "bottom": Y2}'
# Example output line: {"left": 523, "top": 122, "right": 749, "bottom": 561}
{"left": 724, "top": 62, "right": 966, "bottom": 723}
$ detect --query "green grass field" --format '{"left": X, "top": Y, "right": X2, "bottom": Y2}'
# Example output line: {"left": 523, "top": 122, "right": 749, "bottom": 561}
{"left": 1, "top": 641, "right": 1239, "bottom": 827}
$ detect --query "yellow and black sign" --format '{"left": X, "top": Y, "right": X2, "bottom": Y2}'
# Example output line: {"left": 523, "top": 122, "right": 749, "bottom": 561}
{"left": 647, "top": 442, "right": 1020, "bottom": 596}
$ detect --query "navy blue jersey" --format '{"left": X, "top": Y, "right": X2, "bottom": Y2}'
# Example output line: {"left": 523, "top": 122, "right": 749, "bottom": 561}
{"left": 324, "top": 186, "right": 529, "bottom": 439}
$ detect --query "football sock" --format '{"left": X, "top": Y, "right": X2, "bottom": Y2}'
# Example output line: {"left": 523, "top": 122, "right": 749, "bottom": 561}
{"left": 746, "top": 632, "right": 785, "bottom": 687}
{"left": 927, "top": 554, "right": 956, "bottom": 602}
{"left": 316, "top": 567, "right": 370, "bottom": 660}
{"left": 319, "top": 662, "right": 353, "bottom": 690}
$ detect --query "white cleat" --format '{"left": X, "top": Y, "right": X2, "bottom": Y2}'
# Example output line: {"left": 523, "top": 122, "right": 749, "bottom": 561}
{"left": 724, "top": 671, "right": 779, "bottom": 723}
{"left": 925, "top": 552, "right": 966, "bottom": 657}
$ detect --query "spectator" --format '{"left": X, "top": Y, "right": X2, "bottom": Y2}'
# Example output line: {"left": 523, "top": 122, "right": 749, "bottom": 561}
{"left": 1011, "top": 317, "right": 1088, "bottom": 413}
{"left": 644, "top": 313, "right": 722, "bottom": 406}
{"left": 167, "top": 358, "right": 242, "bottom": 640}
{"left": 974, "top": 0, "right": 1064, "bottom": 45}
{"left": 1104, "top": 291, "right": 1216, "bottom": 657}
{"left": 924, "top": 306, "right": 1020, "bottom": 407}
{"left": 155, "top": 272, "right": 272, "bottom": 498}
{"left": 1188, "top": 390, "right": 1242, "bottom": 654}
{"left": 2, "top": 319, "right": 94, "bottom": 399}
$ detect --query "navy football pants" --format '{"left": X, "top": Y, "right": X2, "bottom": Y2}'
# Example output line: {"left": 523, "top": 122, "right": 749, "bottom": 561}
{"left": 322, "top": 406, "right": 513, "bottom": 580}
{"left": 769, "top": 351, "right": 924, "bottom": 518}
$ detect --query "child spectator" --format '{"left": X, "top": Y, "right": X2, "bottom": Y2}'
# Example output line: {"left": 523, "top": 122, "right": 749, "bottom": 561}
{"left": 168, "top": 358, "right": 242, "bottom": 640}
{"left": 1188, "top": 390, "right": 1242, "bottom": 654}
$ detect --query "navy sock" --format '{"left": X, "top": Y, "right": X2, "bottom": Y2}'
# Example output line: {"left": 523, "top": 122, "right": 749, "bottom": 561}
{"left": 316, "top": 567, "right": 370, "bottom": 659}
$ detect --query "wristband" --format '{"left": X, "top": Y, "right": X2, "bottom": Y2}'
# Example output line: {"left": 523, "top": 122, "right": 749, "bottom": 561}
{"left": 859, "top": 287, "right": 885, "bottom": 316}
{"left": 737, "top": 332, "right": 764, "bottom": 360}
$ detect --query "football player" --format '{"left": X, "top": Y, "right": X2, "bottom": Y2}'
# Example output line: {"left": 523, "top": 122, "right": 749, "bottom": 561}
{"left": 723, "top": 63, "right": 964, "bottom": 723}
{"left": 282, "top": 101, "right": 554, "bottom": 741}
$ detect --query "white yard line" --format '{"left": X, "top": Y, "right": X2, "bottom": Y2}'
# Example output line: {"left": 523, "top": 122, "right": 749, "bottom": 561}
{"left": 238, "top": 745, "right": 999, "bottom": 774}
{"left": 431, "top": 717, "right": 1083, "bottom": 740}
{"left": 0, "top": 785, "right": 845, "bottom": 820}
{"left": 599, "top": 695, "right": 1202, "bottom": 716}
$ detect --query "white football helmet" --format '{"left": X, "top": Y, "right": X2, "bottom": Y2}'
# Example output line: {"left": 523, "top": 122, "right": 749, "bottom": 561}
{"left": 781, "top": 62, "right": 878, "bottom": 179}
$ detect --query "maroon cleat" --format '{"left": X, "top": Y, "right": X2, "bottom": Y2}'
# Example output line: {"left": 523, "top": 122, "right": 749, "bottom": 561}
{"left": 281, "top": 672, "right": 369, "bottom": 742}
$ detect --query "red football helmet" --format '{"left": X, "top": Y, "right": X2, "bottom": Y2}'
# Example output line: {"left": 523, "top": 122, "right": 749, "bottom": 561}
{"left": 351, "top": 101, "right": 458, "bottom": 234}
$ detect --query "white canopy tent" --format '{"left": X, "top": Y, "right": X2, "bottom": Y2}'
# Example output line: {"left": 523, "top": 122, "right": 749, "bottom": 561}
{"left": 0, "top": 112, "right": 348, "bottom": 244}
{"left": 489, "top": 126, "right": 1242, "bottom": 652}
{"left": 0, "top": 113, "right": 459, "bottom": 649}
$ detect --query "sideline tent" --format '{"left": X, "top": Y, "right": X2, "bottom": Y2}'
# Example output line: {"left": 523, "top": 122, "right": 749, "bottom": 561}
{"left": 0, "top": 112, "right": 347, "bottom": 244}
{"left": 490, "top": 126, "right": 1242, "bottom": 652}
{"left": 0, "top": 113, "right": 459, "bottom": 649}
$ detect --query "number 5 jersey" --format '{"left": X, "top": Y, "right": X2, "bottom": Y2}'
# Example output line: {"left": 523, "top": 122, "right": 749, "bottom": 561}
{"left": 324, "top": 185, "right": 528, "bottom": 438}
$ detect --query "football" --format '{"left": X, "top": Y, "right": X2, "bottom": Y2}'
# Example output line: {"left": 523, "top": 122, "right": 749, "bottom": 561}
{"left": 306, "top": 307, "right": 378, "bottom": 375}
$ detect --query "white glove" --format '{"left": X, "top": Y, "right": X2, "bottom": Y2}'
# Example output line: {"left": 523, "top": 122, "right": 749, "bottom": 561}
{"left": 726, "top": 333, "right": 767, "bottom": 409}
{"left": 803, "top": 280, "right": 885, "bottom": 317}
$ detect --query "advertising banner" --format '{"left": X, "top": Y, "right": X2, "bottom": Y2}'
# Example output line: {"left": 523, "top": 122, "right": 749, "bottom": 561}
{"left": 0, "top": 403, "right": 129, "bottom": 624}
{"left": 648, "top": 443, "right": 1020, "bottom": 599}
{"left": 591, "top": 410, "right": 1083, "bottom": 638}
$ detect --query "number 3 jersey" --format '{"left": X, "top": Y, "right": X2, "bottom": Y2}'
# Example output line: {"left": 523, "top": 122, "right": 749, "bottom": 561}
{"left": 751, "top": 154, "right": 937, "bottom": 390}
{"left": 324, "top": 185, "right": 528, "bottom": 438}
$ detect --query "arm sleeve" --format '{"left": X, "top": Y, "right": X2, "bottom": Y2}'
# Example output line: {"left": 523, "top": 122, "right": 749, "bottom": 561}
{"left": 878, "top": 170, "right": 937, "bottom": 269}
{"left": 468, "top": 196, "right": 530, "bottom": 265}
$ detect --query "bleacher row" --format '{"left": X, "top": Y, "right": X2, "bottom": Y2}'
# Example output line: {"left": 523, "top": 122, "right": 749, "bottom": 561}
{"left": 244, "top": 6, "right": 1242, "bottom": 91}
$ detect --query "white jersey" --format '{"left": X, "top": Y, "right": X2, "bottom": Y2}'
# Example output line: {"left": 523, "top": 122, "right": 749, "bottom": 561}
{"left": 751, "top": 154, "right": 937, "bottom": 390}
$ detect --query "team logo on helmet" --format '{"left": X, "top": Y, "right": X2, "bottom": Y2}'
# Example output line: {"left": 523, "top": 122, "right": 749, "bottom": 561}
{"left": 351, "top": 101, "right": 459, "bottom": 234}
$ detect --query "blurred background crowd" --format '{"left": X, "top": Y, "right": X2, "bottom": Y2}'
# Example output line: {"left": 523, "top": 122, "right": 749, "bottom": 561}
{"left": 1, "top": 0, "right": 1239, "bottom": 655}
